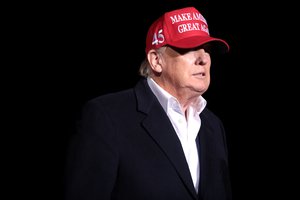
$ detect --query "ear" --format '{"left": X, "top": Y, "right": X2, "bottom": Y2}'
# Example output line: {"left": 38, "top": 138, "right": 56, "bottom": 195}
{"left": 147, "top": 49, "right": 162, "bottom": 73}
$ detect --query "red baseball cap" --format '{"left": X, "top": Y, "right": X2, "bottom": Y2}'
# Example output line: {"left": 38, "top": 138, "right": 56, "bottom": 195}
{"left": 145, "top": 7, "right": 229, "bottom": 54}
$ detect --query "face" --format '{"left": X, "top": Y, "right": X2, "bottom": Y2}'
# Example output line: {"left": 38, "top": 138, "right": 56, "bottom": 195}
{"left": 155, "top": 44, "right": 212, "bottom": 99}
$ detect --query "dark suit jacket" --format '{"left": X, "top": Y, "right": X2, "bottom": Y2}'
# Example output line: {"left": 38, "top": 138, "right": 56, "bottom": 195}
{"left": 65, "top": 78, "right": 232, "bottom": 200}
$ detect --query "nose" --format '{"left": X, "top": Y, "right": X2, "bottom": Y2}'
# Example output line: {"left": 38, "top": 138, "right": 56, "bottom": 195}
{"left": 195, "top": 49, "right": 210, "bottom": 65}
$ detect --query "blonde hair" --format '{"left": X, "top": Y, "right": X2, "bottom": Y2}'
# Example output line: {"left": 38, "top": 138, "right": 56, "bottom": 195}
{"left": 138, "top": 59, "right": 151, "bottom": 77}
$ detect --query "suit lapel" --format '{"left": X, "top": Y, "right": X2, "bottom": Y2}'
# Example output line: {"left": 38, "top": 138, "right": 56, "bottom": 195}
{"left": 134, "top": 79, "right": 198, "bottom": 199}
{"left": 198, "top": 110, "right": 215, "bottom": 199}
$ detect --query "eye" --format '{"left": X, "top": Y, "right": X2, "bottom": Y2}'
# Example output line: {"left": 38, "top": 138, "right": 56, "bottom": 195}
{"left": 192, "top": 43, "right": 212, "bottom": 54}
{"left": 168, "top": 46, "right": 191, "bottom": 55}
{"left": 168, "top": 43, "right": 212, "bottom": 55}
{"left": 201, "top": 43, "right": 212, "bottom": 54}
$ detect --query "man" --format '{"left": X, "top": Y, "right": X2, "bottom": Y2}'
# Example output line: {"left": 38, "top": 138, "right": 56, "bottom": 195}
{"left": 65, "top": 6, "right": 232, "bottom": 200}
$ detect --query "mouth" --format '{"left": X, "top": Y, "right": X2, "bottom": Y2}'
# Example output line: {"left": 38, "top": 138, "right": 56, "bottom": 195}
{"left": 193, "top": 72, "right": 205, "bottom": 77}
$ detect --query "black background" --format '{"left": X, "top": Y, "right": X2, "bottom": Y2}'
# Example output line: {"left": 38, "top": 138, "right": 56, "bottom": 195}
{"left": 9, "top": 0, "right": 298, "bottom": 199}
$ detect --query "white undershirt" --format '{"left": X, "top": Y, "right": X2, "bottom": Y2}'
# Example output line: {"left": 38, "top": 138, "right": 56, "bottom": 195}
{"left": 147, "top": 77, "right": 207, "bottom": 193}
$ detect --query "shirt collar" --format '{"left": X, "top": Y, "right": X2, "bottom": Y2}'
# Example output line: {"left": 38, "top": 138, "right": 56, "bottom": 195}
{"left": 147, "top": 77, "right": 207, "bottom": 115}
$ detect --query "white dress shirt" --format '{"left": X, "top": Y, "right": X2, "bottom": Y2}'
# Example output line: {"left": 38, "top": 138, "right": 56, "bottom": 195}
{"left": 147, "top": 77, "right": 207, "bottom": 193}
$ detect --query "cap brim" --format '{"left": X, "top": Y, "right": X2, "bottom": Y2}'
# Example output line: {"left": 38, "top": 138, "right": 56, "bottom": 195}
{"left": 168, "top": 36, "right": 229, "bottom": 54}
